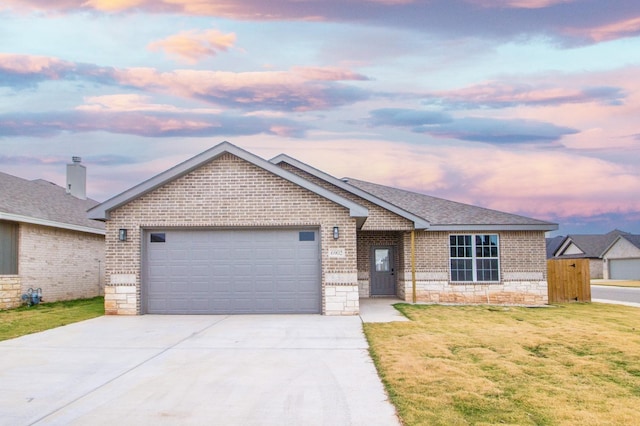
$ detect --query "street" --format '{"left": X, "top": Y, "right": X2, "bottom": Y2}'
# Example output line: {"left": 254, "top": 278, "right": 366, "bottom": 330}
{"left": 591, "top": 285, "right": 640, "bottom": 306}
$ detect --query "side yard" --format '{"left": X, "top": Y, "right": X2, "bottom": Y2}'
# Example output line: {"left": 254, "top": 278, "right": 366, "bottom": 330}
{"left": 365, "top": 303, "right": 640, "bottom": 426}
{"left": 0, "top": 297, "right": 104, "bottom": 341}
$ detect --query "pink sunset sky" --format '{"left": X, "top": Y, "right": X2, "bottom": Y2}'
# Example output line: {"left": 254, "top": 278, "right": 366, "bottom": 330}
{"left": 1, "top": 0, "right": 639, "bottom": 235}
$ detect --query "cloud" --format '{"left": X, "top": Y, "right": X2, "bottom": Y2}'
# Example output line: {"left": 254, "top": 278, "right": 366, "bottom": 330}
{"left": 465, "top": 0, "right": 577, "bottom": 9}
{"left": 0, "top": 53, "right": 77, "bottom": 88}
{"left": 148, "top": 29, "right": 236, "bottom": 63}
{"left": 0, "top": 155, "right": 63, "bottom": 166}
{"left": 5, "top": 0, "right": 640, "bottom": 44}
{"left": 0, "top": 110, "right": 310, "bottom": 138}
{"left": 0, "top": 53, "right": 116, "bottom": 89}
{"left": 565, "top": 16, "right": 640, "bottom": 43}
{"left": 422, "top": 82, "right": 626, "bottom": 109}
{"left": 0, "top": 54, "right": 371, "bottom": 111}
{"left": 111, "top": 67, "right": 371, "bottom": 111}
{"left": 367, "top": 108, "right": 577, "bottom": 144}
{"left": 291, "top": 67, "right": 369, "bottom": 82}
{"left": 367, "top": 108, "right": 452, "bottom": 126}
{"left": 76, "top": 94, "right": 222, "bottom": 114}
{"left": 422, "top": 117, "right": 578, "bottom": 144}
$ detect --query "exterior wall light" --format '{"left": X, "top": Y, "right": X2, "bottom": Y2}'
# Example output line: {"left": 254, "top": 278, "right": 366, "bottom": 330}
{"left": 333, "top": 226, "right": 339, "bottom": 240}
{"left": 118, "top": 228, "right": 128, "bottom": 242}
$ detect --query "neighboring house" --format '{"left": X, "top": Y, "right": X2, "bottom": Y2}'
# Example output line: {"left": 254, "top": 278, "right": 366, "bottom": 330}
{"left": 0, "top": 158, "right": 105, "bottom": 310}
{"left": 88, "top": 142, "right": 557, "bottom": 316}
{"left": 602, "top": 234, "right": 640, "bottom": 280}
{"left": 552, "top": 230, "right": 635, "bottom": 279}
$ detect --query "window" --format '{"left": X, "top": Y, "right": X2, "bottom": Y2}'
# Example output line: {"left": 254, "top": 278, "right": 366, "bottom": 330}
{"left": 449, "top": 234, "right": 499, "bottom": 282}
{"left": 298, "top": 231, "right": 315, "bottom": 242}
{"left": 150, "top": 233, "right": 166, "bottom": 243}
{"left": 0, "top": 221, "right": 18, "bottom": 275}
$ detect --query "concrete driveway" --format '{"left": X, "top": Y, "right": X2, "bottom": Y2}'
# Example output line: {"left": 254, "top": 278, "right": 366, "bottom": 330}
{"left": 0, "top": 315, "right": 400, "bottom": 426}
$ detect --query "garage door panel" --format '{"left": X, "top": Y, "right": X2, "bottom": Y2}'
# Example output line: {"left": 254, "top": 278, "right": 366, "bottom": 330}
{"left": 610, "top": 259, "right": 640, "bottom": 280}
{"left": 145, "top": 228, "right": 320, "bottom": 314}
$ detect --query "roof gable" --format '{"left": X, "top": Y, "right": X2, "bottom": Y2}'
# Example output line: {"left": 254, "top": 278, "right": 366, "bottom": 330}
{"left": 88, "top": 142, "right": 368, "bottom": 224}
{"left": 0, "top": 171, "right": 104, "bottom": 234}
{"left": 602, "top": 233, "right": 640, "bottom": 258}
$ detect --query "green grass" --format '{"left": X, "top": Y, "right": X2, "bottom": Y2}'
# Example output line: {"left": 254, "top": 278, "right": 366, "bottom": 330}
{"left": 364, "top": 303, "right": 640, "bottom": 426}
{"left": 0, "top": 297, "right": 104, "bottom": 341}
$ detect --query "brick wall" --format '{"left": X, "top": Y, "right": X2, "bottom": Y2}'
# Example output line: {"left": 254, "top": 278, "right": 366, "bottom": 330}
{"left": 18, "top": 223, "right": 105, "bottom": 303}
{"left": 105, "top": 153, "right": 358, "bottom": 315}
{"left": 398, "top": 230, "right": 548, "bottom": 305}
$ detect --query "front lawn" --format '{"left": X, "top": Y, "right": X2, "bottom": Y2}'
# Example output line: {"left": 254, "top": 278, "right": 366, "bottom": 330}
{"left": 0, "top": 296, "right": 104, "bottom": 341}
{"left": 364, "top": 303, "right": 640, "bottom": 426}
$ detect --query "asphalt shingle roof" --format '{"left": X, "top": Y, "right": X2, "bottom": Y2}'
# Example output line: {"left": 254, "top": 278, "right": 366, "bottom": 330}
{"left": 343, "top": 178, "right": 555, "bottom": 227}
{"left": 0, "top": 171, "right": 104, "bottom": 231}
{"left": 560, "top": 230, "right": 629, "bottom": 258}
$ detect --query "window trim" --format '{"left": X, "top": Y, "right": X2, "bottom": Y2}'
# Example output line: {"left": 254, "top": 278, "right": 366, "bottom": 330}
{"left": 449, "top": 234, "right": 500, "bottom": 283}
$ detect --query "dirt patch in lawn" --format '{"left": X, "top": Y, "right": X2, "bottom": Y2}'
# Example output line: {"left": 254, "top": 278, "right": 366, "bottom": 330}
{"left": 364, "top": 303, "right": 640, "bottom": 426}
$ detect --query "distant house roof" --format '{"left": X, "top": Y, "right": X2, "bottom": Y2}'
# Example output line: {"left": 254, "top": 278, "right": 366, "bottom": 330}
{"left": 554, "top": 230, "right": 631, "bottom": 259}
{"left": 546, "top": 235, "right": 565, "bottom": 259}
{"left": 343, "top": 178, "right": 557, "bottom": 231}
{"left": 0, "top": 171, "right": 105, "bottom": 235}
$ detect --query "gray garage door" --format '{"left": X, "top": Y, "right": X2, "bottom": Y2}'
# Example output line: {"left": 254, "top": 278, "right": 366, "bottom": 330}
{"left": 144, "top": 228, "right": 321, "bottom": 314}
{"left": 609, "top": 259, "right": 640, "bottom": 280}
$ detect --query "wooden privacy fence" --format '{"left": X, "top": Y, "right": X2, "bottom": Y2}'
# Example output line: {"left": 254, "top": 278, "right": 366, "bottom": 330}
{"left": 547, "top": 259, "right": 591, "bottom": 303}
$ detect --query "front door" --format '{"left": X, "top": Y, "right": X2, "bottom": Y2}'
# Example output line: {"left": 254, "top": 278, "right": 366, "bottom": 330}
{"left": 370, "top": 246, "right": 396, "bottom": 296}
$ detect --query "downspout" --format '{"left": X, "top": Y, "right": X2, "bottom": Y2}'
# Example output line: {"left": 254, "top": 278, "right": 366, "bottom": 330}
{"left": 411, "top": 230, "right": 416, "bottom": 303}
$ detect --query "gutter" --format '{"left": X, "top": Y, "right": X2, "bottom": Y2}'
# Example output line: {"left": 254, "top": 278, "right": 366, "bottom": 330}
{"left": 0, "top": 212, "right": 106, "bottom": 236}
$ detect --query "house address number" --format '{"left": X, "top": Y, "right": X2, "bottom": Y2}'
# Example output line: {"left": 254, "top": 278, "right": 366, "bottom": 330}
{"left": 328, "top": 248, "right": 346, "bottom": 258}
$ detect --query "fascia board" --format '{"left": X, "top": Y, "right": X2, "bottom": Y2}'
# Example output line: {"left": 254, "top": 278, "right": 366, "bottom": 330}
{"left": 552, "top": 236, "right": 571, "bottom": 257}
{"left": 0, "top": 212, "right": 106, "bottom": 235}
{"left": 88, "top": 142, "right": 368, "bottom": 221}
{"left": 427, "top": 224, "right": 559, "bottom": 232}
{"left": 270, "top": 154, "right": 430, "bottom": 230}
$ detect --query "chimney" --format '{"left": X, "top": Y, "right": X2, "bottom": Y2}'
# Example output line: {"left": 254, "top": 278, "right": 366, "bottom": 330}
{"left": 66, "top": 156, "right": 87, "bottom": 200}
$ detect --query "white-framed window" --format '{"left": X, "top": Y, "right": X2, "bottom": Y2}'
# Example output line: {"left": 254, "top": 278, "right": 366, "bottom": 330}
{"left": 449, "top": 234, "right": 499, "bottom": 282}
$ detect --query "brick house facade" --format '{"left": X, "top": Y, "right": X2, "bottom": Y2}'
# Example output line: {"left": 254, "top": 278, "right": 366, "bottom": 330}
{"left": 89, "top": 142, "right": 556, "bottom": 315}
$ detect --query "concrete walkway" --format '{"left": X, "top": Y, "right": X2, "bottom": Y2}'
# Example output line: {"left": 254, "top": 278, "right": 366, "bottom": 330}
{"left": 359, "top": 298, "right": 410, "bottom": 323}
{"left": 0, "top": 315, "right": 400, "bottom": 426}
